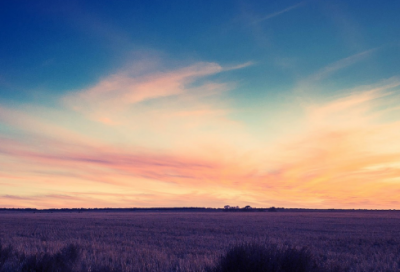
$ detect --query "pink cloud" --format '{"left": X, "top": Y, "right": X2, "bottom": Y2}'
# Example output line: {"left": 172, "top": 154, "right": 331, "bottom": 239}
{"left": 65, "top": 62, "right": 231, "bottom": 119}
{"left": 63, "top": 60, "right": 253, "bottom": 127}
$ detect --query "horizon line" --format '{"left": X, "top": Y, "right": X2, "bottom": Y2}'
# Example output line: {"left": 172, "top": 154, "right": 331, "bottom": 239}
{"left": 1, "top": 207, "right": 398, "bottom": 211}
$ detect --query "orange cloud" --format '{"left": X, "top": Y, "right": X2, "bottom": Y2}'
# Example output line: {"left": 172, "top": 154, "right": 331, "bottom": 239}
{"left": 248, "top": 79, "right": 400, "bottom": 208}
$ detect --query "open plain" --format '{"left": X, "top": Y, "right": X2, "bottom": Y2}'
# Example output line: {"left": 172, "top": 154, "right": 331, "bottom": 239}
{"left": 1, "top": 210, "right": 400, "bottom": 271}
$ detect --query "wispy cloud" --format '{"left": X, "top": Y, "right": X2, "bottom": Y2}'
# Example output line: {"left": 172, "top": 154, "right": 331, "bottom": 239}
{"left": 252, "top": 1, "right": 309, "bottom": 24}
{"left": 308, "top": 48, "right": 377, "bottom": 82}
{"left": 294, "top": 48, "right": 379, "bottom": 99}
{"left": 64, "top": 60, "right": 251, "bottom": 125}
{"left": 65, "top": 62, "right": 221, "bottom": 112}
{"left": 320, "top": 1, "right": 366, "bottom": 51}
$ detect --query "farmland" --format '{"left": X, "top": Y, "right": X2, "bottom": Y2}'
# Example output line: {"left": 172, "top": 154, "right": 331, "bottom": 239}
{"left": 1, "top": 210, "right": 400, "bottom": 271}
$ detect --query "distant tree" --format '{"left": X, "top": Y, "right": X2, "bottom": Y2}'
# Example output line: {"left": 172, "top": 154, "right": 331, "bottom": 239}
{"left": 224, "top": 205, "right": 230, "bottom": 210}
{"left": 243, "top": 205, "right": 252, "bottom": 210}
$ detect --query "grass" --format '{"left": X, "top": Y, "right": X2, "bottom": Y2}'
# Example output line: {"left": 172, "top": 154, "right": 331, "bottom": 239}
{"left": 1, "top": 211, "right": 400, "bottom": 271}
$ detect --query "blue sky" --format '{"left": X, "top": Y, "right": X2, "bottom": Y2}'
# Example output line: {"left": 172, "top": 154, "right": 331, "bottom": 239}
{"left": 2, "top": 0, "right": 399, "bottom": 101}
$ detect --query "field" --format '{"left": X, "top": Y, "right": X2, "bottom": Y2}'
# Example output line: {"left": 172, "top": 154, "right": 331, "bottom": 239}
{"left": 1, "top": 211, "right": 400, "bottom": 271}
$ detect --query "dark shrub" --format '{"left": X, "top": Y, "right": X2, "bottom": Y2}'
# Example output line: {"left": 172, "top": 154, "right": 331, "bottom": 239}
{"left": 0, "top": 243, "right": 14, "bottom": 269}
{"left": 207, "top": 243, "right": 321, "bottom": 272}
{"left": 0, "top": 243, "right": 82, "bottom": 272}
{"left": 0, "top": 242, "right": 14, "bottom": 272}
{"left": 20, "top": 244, "right": 80, "bottom": 272}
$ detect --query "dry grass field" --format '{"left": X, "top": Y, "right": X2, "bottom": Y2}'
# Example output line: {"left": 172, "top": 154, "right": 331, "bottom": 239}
{"left": 1, "top": 211, "right": 400, "bottom": 271}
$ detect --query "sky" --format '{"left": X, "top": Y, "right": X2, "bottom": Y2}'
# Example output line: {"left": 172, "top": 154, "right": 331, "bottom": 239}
{"left": 1, "top": 0, "right": 400, "bottom": 209}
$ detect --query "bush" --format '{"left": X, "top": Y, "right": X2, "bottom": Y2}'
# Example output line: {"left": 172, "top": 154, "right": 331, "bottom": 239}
{"left": 0, "top": 243, "right": 80, "bottom": 272}
{"left": 207, "top": 243, "right": 321, "bottom": 272}
{"left": 0, "top": 242, "right": 17, "bottom": 272}
{"left": 20, "top": 244, "right": 80, "bottom": 272}
{"left": 0, "top": 243, "right": 13, "bottom": 267}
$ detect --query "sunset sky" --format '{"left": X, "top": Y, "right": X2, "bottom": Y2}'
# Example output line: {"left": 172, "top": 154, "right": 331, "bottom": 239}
{"left": 1, "top": 0, "right": 400, "bottom": 209}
